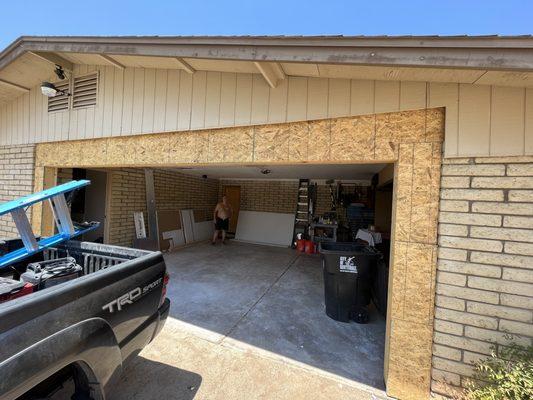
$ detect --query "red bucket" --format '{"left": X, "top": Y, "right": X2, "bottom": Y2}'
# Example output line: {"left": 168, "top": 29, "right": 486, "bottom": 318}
{"left": 304, "top": 240, "right": 316, "bottom": 254}
{"left": 296, "top": 239, "right": 306, "bottom": 252}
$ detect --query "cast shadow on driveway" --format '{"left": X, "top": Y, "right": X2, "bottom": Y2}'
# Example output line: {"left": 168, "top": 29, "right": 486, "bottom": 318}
{"left": 111, "top": 357, "right": 202, "bottom": 400}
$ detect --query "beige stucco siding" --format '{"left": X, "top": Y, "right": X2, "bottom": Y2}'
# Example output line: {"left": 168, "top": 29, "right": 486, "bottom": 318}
{"left": 0, "top": 65, "right": 531, "bottom": 158}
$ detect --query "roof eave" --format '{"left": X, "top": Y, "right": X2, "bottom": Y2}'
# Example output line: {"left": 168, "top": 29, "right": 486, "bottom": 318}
{"left": 12, "top": 35, "right": 533, "bottom": 48}
{"left": 2, "top": 35, "right": 533, "bottom": 73}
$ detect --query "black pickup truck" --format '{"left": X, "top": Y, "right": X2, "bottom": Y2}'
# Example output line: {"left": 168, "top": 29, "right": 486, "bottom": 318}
{"left": 0, "top": 240, "right": 170, "bottom": 400}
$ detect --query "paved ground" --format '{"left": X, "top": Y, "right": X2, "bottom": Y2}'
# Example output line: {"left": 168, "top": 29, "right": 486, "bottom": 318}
{"left": 111, "top": 242, "right": 387, "bottom": 400}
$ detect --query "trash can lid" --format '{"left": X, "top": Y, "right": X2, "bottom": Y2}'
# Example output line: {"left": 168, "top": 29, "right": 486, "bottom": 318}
{"left": 319, "top": 242, "right": 375, "bottom": 255}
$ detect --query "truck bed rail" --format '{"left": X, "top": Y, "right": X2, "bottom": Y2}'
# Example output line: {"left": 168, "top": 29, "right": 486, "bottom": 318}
{"left": 43, "top": 241, "right": 151, "bottom": 275}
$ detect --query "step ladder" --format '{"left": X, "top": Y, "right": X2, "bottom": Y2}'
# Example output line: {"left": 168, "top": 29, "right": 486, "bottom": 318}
{"left": 0, "top": 180, "right": 100, "bottom": 268}
{"left": 292, "top": 179, "right": 311, "bottom": 246}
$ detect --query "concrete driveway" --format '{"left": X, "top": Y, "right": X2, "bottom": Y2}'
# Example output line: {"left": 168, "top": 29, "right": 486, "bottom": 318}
{"left": 110, "top": 242, "right": 388, "bottom": 400}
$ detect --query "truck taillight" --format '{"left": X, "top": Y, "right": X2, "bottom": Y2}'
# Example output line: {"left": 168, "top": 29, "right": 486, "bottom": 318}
{"left": 159, "top": 272, "right": 169, "bottom": 307}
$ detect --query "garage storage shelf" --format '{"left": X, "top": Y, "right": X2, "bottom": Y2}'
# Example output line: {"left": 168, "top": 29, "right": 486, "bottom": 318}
{"left": 0, "top": 180, "right": 99, "bottom": 268}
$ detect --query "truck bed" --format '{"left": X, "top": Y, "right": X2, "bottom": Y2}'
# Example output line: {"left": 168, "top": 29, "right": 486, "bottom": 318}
{"left": 0, "top": 240, "right": 170, "bottom": 400}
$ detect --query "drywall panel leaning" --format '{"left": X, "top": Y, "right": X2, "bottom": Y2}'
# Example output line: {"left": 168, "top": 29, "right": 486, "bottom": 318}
{"left": 180, "top": 209, "right": 195, "bottom": 243}
{"left": 235, "top": 211, "right": 294, "bottom": 246}
{"left": 193, "top": 221, "right": 214, "bottom": 241}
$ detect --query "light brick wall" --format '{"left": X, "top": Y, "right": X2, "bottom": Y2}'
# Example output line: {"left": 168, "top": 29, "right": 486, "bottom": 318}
{"left": 219, "top": 180, "right": 299, "bottom": 214}
{"left": 108, "top": 169, "right": 219, "bottom": 246}
{"left": 315, "top": 185, "right": 335, "bottom": 215}
{"left": 107, "top": 169, "right": 146, "bottom": 246}
{"left": 218, "top": 180, "right": 370, "bottom": 217}
{"left": 432, "top": 156, "right": 533, "bottom": 396}
{"left": 154, "top": 170, "right": 219, "bottom": 222}
{"left": 0, "top": 144, "right": 35, "bottom": 239}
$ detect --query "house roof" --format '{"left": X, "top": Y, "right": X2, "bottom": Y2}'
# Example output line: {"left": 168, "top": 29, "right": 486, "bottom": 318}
{"left": 3, "top": 35, "right": 533, "bottom": 69}
{"left": 1, "top": 35, "right": 532, "bottom": 105}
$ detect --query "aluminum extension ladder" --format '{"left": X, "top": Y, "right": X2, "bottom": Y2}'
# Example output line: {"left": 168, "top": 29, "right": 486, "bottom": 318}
{"left": 0, "top": 180, "right": 99, "bottom": 268}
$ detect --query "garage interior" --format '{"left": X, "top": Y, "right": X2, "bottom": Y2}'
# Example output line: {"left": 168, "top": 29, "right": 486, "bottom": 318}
{"left": 59, "top": 162, "right": 394, "bottom": 392}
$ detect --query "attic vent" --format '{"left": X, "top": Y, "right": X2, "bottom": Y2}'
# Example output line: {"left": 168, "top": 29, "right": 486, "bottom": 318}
{"left": 72, "top": 73, "right": 98, "bottom": 109}
{"left": 47, "top": 80, "right": 70, "bottom": 112}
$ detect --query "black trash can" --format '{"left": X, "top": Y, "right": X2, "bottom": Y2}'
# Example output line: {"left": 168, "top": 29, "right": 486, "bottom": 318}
{"left": 372, "top": 258, "right": 389, "bottom": 317}
{"left": 319, "top": 242, "right": 378, "bottom": 322}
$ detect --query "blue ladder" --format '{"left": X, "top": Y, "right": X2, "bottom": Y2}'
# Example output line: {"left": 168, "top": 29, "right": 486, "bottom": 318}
{"left": 0, "top": 180, "right": 100, "bottom": 268}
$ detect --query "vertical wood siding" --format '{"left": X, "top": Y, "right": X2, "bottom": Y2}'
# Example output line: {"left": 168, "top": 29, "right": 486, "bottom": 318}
{"left": 1, "top": 64, "right": 532, "bottom": 158}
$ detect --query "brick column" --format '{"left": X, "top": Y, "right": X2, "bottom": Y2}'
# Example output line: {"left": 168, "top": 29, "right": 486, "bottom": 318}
{"left": 432, "top": 156, "right": 533, "bottom": 395}
{"left": 0, "top": 144, "right": 35, "bottom": 239}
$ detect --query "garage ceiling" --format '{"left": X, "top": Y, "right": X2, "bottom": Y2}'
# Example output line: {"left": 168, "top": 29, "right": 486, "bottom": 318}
{"left": 170, "top": 163, "right": 387, "bottom": 180}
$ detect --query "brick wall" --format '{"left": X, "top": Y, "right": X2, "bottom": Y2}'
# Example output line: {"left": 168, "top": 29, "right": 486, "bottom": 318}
{"left": 107, "top": 169, "right": 146, "bottom": 246}
{"left": 315, "top": 184, "right": 335, "bottom": 215}
{"left": 218, "top": 180, "right": 371, "bottom": 217}
{"left": 432, "top": 156, "right": 533, "bottom": 396}
{"left": 219, "top": 180, "right": 299, "bottom": 214}
{"left": 0, "top": 144, "right": 35, "bottom": 239}
{"left": 108, "top": 169, "right": 219, "bottom": 246}
{"left": 154, "top": 170, "right": 219, "bottom": 222}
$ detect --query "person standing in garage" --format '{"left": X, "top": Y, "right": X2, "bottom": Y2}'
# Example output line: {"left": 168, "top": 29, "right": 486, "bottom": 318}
{"left": 212, "top": 195, "right": 233, "bottom": 245}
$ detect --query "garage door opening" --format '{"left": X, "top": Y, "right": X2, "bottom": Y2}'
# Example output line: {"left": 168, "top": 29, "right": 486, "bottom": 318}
{"left": 75, "top": 162, "right": 391, "bottom": 393}
{"left": 55, "top": 162, "right": 393, "bottom": 392}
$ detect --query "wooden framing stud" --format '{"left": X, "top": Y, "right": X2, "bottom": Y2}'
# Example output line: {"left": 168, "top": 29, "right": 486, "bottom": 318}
{"left": 174, "top": 57, "right": 195, "bottom": 74}
{"left": 28, "top": 51, "right": 73, "bottom": 72}
{"left": 99, "top": 54, "right": 125, "bottom": 70}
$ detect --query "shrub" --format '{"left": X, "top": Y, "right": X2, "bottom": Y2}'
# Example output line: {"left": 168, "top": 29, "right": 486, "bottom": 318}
{"left": 463, "top": 339, "right": 533, "bottom": 400}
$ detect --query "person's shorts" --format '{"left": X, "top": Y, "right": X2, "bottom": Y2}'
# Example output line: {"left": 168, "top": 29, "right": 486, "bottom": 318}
{"left": 215, "top": 217, "right": 229, "bottom": 231}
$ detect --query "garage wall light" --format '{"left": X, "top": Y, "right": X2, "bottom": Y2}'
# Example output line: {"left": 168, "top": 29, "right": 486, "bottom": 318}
{"left": 41, "top": 65, "right": 70, "bottom": 97}
{"left": 40, "top": 81, "right": 68, "bottom": 97}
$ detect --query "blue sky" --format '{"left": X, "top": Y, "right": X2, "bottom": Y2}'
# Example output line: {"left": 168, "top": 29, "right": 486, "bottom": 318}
{"left": 1, "top": 0, "right": 532, "bottom": 51}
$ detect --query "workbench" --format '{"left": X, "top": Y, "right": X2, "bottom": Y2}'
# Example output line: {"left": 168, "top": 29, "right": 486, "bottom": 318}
{"left": 310, "top": 222, "right": 338, "bottom": 243}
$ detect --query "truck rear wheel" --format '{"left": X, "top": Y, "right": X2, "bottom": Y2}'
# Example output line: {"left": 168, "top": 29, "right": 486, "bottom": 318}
{"left": 17, "top": 364, "right": 99, "bottom": 400}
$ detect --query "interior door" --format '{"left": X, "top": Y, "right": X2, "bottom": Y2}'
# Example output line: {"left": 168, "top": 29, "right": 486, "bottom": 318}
{"left": 223, "top": 186, "right": 241, "bottom": 233}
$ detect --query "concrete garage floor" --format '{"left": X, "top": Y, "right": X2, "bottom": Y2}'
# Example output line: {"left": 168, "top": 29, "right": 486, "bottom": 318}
{"left": 112, "top": 242, "right": 387, "bottom": 400}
